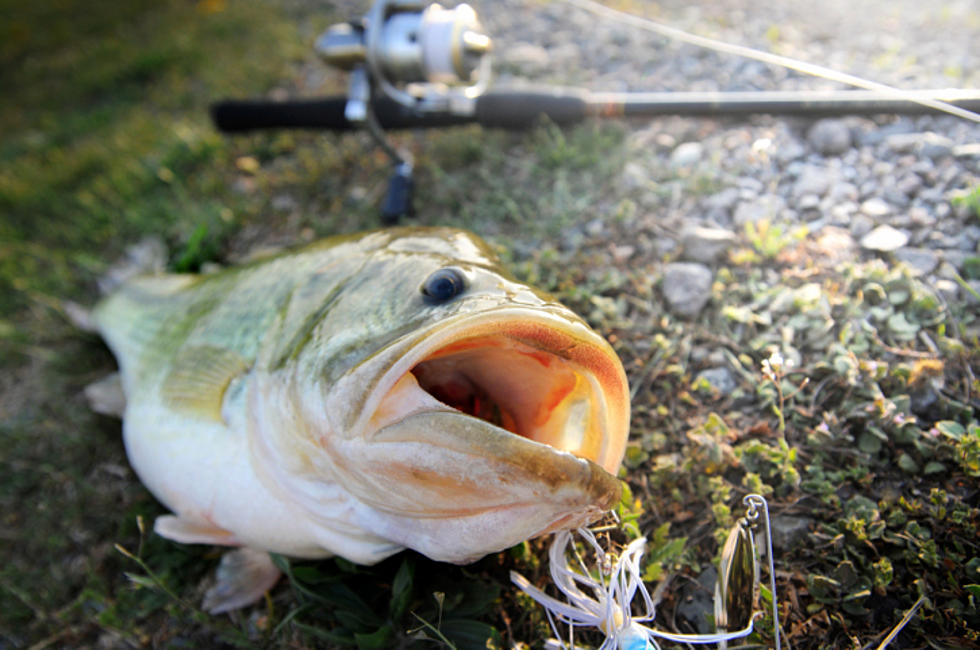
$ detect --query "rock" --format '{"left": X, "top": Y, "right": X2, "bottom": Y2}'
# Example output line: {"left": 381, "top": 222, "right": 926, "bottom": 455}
{"left": 701, "top": 187, "right": 740, "bottom": 223}
{"left": 84, "top": 373, "right": 126, "bottom": 418}
{"left": 859, "top": 197, "right": 892, "bottom": 217}
{"left": 736, "top": 176, "right": 765, "bottom": 195}
{"left": 828, "top": 181, "right": 859, "bottom": 202}
{"left": 921, "top": 140, "right": 954, "bottom": 160}
{"left": 770, "top": 515, "right": 813, "bottom": 551}
{"left": 505, "top": 43, "right": 550, "bottom": 73}
{"left": 858, "top": 119, "right": 916, "bottom": 146}
{"left": 895, "top": 174, "right": 923, "bottom": 198}
{"left": 964, "top": 225, "right": 980, "bottom": 248}
{"left": 860, "top": 225, "right": 909, "bottom": 252}
{"left": 97, "top": 237, "right": 168, "bottom": 294}
{"left": 704, "top": 187, "right": 740, "bottom": 211}
{"left": 63, "top": 300, "right": 96, "bottom": 332}
{"left": 884, "top": 132, "right": 955, "bottom": 159}
{"left": 695, "top": 367, "right": 737, "bottom": 395}
{"left": 911, "top": 383, "right": 943, "bottom": 419}
{"left": 797, "top": 194, "right": 821, "bottom": 211}
{"left": 808, "top": 118, "right": 852, "bottom": 155}
{"left": 681, "top": 226, "right": 736, "bottom": 263}
{"left": 675, "top": 566, "right": 716, "bottom": 634}
{"left": 662, "top": 263, "right": 713, "bottom": 317}
{"left": 849, "top": 214, "right": 875, "bottom": 238}
{"left": 733, "top": 195, "right": 787, "bottom": 225}
{"left": 814, "top": 226, "right": 859, "bottom": 264}
{"left": 939, "top": 252, "right": 971, "bottom": 274}
{"left": 670, "top": 141, "right": 704, "bottom": 167}
{"left": 776, "top": 137, "right": 807, "bottom": 162}
{"left": 933, "top": 278, "right": 960, "bottom": 301}
{"left": 584, "top": 219, "right": 605, "bottom": 237}
{"left": 792, "top": 164, "right": 834, "bottom": 199}
{"left": 953, "top": 143, "right": 980, "bottom": 158}
{"left": 968, "top": 281, "right": 980, "bottom": 306}
{"left": 893, "top": 248, "right": 939, "bottom": 276}
{"left": 620, "top": 161, "right": 651, "bottom": 191}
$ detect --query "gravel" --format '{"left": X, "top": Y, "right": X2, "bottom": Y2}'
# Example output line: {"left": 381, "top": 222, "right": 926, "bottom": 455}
{"left": 469, "top": 0, "right": 979, "bottom": 286}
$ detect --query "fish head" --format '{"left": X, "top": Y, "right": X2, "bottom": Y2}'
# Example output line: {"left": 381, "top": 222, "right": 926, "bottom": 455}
{"left": 255, "top": 228, "right": 630, "bottom": 563}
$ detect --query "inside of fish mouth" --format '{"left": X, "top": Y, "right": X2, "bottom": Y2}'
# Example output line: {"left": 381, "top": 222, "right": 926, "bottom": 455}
{"left": 409, "top": 336, "right": 605, "bottom": 461}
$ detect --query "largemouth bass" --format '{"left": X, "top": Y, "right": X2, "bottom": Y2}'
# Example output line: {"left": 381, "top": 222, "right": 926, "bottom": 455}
{"left": 94, "top": 227, "right": 629, "bottom": 611}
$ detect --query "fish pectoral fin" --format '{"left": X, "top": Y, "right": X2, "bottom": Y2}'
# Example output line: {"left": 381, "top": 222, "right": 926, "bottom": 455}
{"left": 84, "top": 373, "right": 126, "bottom": 418}
{"left": 154, "top": 515, "right": 241, "bottom": 546}
{"left": 203, "top": 548, "right": 282, "bottom": 614}
{"left": 160, "top": 345, "right": 249, "bottom": 423}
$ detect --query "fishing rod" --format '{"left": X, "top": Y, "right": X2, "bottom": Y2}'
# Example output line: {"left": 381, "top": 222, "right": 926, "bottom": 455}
{"left": 211, "top": 0, "right": 980, "bottom": 221}
{"left": 213, "top": 87, "right": 980, "bottom": 133}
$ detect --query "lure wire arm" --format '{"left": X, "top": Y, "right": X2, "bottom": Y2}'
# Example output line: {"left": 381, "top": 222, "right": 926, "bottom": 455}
{"left": 744, "top": 493, "right": 781, "bottom": 650}
{"left": 512, "top": 494, "right": 781, "bottom": 650}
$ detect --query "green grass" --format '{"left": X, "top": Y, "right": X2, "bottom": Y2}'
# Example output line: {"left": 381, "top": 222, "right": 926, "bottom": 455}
{"left": 2, "top": 1, "right": 979, "bottom": 648}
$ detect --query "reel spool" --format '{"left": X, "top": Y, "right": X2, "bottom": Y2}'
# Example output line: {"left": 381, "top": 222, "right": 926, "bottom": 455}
{"left": 315, "top": 1, "right": 492, "bottom": 115}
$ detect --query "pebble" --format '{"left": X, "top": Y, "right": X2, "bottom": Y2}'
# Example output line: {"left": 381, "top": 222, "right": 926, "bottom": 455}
{"left": 967, "top": 281, "right": 980, "bottom": 306}
{"left": 97, "top": 237, "right": 168, "bottom": 294}
{"left": 939, "top": 251, "right": 970, "bottom": 273}
{"left": 860, "top": 225, "right": 909, "bottom": 252}
{"left": 953, "top": 143, "right": 980, "bottom": 158}
{"left": 797, "top": 194, "right": 821, "bottom": 211}
{"left": 680, "top": 225, "right": 736, "bottom": 263}
{"left": 933, "top": 278, "right": 960, "bottom": 301}
{"left": 792, "top": 164, "right": 834, "bottom": 199}
{"left": 505, "top": 42, "right": 551, "bottom": 72}
{"left": 849, "top": 213, "right": 875, "bottom": 238}
{"left": 775, "top": 137, "right": 807, "bottom": 162}
{"left": 733, "top": 195, "right": 787, "bottom": 225}
{"left": 770, "top": 515, "right": 814, "bottom": 551}
{"left": 695, "top": 367, "right": 737, "bottom": 395}
{"left": 661, "top": 262, "right": 714, "bottom": 317}
{"left": 893, "top": 247, "right": 939, "bottom": 276}
{"left": 271, "top": 194, "right": 298, "bottom": 212}
{"left": 807, "top": 118, "right": 852, "bottom": 155}
{"left": 670, "top": 141, "right": 705, "bottom": 167}
{"left": 701, "top": 187, "right": 740, "bottom": 223}
{"left": 814, "top": 226, "right": 859, "bottom": 265}
{"left": 860, "top": 197, "right": 891, "bottom": 217}
{"left": 674, "top": 567, "right": 716, "bottom": 634}
{"left": 884, "top": 132, "right": 955, "bottom": 159}
{"left": 619, "top": 161, "right": 651, "bottom": 191}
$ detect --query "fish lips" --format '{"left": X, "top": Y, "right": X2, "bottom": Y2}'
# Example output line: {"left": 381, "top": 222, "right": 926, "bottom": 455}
{"left": 359, "top": 409, "right": 622, "bottom": 562}
{"left": 370, "top": 408, "right": 623, "bottom": 514}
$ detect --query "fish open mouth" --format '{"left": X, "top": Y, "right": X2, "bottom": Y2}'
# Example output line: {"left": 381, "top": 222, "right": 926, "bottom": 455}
{"left": 412, "top": 335, "right": 612, "bottom": 464}
{"left": 368, "top": 312, "right": 629, "bottom": 475}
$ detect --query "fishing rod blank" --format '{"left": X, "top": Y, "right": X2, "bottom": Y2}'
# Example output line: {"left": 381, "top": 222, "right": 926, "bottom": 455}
{"left": 212, "top": 87, "right": 980, "bottom": 133}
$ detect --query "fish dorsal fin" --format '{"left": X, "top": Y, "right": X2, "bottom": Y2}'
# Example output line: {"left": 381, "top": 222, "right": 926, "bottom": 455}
{"left": 160, "top": 345, "right": 249, "bottom": 422}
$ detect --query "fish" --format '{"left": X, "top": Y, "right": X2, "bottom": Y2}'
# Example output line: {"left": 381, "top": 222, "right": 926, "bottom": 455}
{"left": 93, "top": 226, "right": 630, "bottom": 612}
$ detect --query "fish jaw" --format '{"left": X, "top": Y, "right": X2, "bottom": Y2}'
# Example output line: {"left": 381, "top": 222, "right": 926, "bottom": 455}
{"left": 310, "top": 307, "right": 629, "bottom": 562}
{"left": 350, "top": 410, "right": 622, "bottom": 563}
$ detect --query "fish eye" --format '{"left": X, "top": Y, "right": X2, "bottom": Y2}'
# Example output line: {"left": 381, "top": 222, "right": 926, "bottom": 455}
{"left": 421, "top": 267, "right": 466, "bottom": 302}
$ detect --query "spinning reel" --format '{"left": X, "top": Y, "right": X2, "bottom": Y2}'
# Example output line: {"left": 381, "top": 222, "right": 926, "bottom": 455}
{"left": 314, "top": 1, "right": 492, "bottom": 222}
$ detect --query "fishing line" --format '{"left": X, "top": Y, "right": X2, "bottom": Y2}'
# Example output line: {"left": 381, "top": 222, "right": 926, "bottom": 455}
{"left": 560, "top": 0, "right": 980, "bottom": 123}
